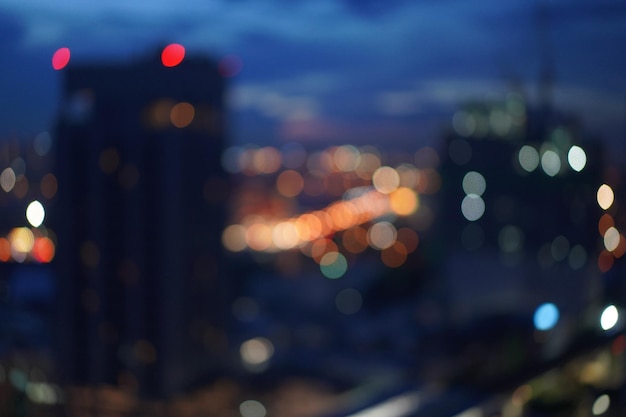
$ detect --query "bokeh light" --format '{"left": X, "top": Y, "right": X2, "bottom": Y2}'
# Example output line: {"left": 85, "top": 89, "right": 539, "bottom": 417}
{"left": 534, "top": 303, "right": 559, "bottom": 331}
{"left": 462, "top": 171, "right": 486, "bottom": 196}
{"left": 600, "top": 305, "right": 618, "bottom": 331}
{"left": 603, "top": 227, "right": 620, "bottom": 252}
{"left": 592, "top": 394, "right": 610, "bottom": 416}
{"left": 40, "top": 173, "right": 58, "bottom": 199}
{"left": 381, "top": 241, "right": 408, "bottom": 268}
{"left": 52, "top": 47, "right": 70, "bottom": 70}
{"left": 372, "top": 166, "right": 400, "bottom": 194}
{"left": 246, "top": 223, "right": 273, "bottom": 251}
{"left": 461, "top": 194, "right": 485, "bottom": 221}
{"left": 598, "top": 214, "right": 614, "bottom": 236}
{"left": 34, "top": 131, "right": 52, "bottom": 156}
{"left": 333, "top": 145, "right": 361, "bottom": 172}
{"left": 26, "top": 200, "right": 45, "bottom": 227}
{"left": 518, "top": 145, "right": 539, "bottom": 172}
{"left": 597, "top": 184, "right": 614, "bottom": 210}
{"left": 389, "top": 187, "right": 418, "bottom": 216}
{"left": 367, "top": 221, "right": 397, "bottom": 250}
{"left": 342, "top": 226, "right": 368, "bottom": 254}
{"left": 0, "top": 168, "right": 16, "bottom": 192}
{"left": 240, "top": 337, "right": 274, "bottom": 368}
{"left": 239, "top": 400, "right": 267, "bottom": 417}
{"left": 170, "top": 102, "right": 195, "bottom": 128}
{"left": 272, "top": 221, "right": 299, "bottom": 250}
{"left": 568, "top": 245, "right": 587, "bottom": 270}
{"left": 396, "top": 227, "right": 418, "bottom": 253}
{"left": 452, "top": 110, "right": 476, "bottom": 136}
{"left": 276, "top": 170, "right": 304, "bottom": 197}
{"left": 161, "top": 43, "right": 185, "bottom": 67}
{"left": 0, "top": 238, "right": 11, "bottom": 262}
{"left": 498, "top": 225, "right": 524, "bottom": 253}
{"left": 567, "top": 145, "right": 586, "bottom": 172}
{"left": 540, "top": 150, "right": 561, "bottom": 177}
{"left": 355, "top": 152, "right": 381, "bottom": 180}
{"left": 222, "top": 225, "right": 247, "bottom": 252}
{"left": 320, "top": 251, "right": 347, "bottom": 279}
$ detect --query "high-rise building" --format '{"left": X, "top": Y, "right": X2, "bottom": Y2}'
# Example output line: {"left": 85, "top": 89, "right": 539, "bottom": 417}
{"left": 53, "top": 49, "right": 229, "bottom": 398}
{"left": 438, "top": 96, "right": 605, "bottom": 326}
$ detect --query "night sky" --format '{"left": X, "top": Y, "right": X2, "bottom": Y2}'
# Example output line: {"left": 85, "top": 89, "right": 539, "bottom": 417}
{"left": 1, "top": 0, "right": 624, "bottom": 154}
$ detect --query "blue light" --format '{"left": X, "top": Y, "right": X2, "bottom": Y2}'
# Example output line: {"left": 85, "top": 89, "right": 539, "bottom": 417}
{"left": 534, "top": 303, "right": 559, "bottom": 331}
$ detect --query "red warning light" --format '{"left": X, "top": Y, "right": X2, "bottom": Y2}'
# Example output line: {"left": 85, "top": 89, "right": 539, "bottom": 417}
{"left": 161, "top": 44, "right": 185, "bottom": 67}
{"left": 52, "top": 47, "right": 71, "bottom": 70}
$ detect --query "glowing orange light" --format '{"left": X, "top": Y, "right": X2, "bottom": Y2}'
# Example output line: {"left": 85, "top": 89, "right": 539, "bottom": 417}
{"left": 170, "top": 102, "right": 195, "bottom": 128}
{"left": 327, "top": 202, "right": 356, "bottom": 230}
{"left": 52, "top": 47, "right": 70, "bottom": 70}
{"left": 310, "top": 239, "right": 338, "bottom": 263}
{"left": 598, "top": 214, "right": 614, "bottom": 236}
{"left": 389, "top": 187, "right": 419, "bottom": 216}
{"left": 161, "top": 44, "right": 185, "bottom": 67}
{"left": 396, "top": 228, "right": 419, "bottom": 253}
{"left": 276, "top": 170, "right": 304, "bottom": 198}
{"left": 612, "top": 335, "right": 626, "bottom": 356}
{"left": 246, "top": 223, "right": 273, "bottom": 251}
{"left": 222, "top": 225, "right": 247, "bottom": 252}
{"left": 381, "top": 241, "right": 407, "bottom": 268}
{"left": 598, "top": 250, "right": 614, "bottom": 273}
{"left": 295, "top": 214, "right": 322, "bottom": 241}
{"left": 40, "top": 173, "right": 58, "bottom": 199}
{"left": 33, "top": 237, "right": 55, "bottom": 263}
{"left": 0, "top": 238, "right": 10, "bottom": 262}
{"left": 342, "top": 226, "right": 368, "bottom": 254}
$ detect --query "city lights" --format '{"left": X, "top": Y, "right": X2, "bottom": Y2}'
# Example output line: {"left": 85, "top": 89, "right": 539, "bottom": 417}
{"left": 461, "top": 194, "right": 485, "bottom": 221}
{"left": 372, "top": 166, "right": 400, "bottom": 194}
{"left": 26, "top": 200, "right": 45, "bottom": 227}
{"left": 603, "top": 227, "right": 620, "bottom": 252}
{"left": 462, "top": 171, "right": 486, "bottom": 196}
{"left": 518, "top": 145, "right": 539, "bottom": 172}
{"left": 540, "top": 149, "right": 561, "bottom": 177}
{"left": 239, "top": 400, "right": 266, "bottom": 417}
{"left": 52, "top": 47, "right": 70, "bottom": 70}
{"left": 567, "top": 145, "right": 587, "bottom": 172}
{"left": 592, "top": 394, "right": 610, "bottom": 415}
{"left": 240, "top": 337, "right": 274, "bottom": 370}
{"left": 597, "top": 184, "right": 614, "bottom": 210}
{"left": 0, "top": 167, "right": 16, "bottom": 192}
{"left": 533, "top": 303, "right": 559, "bottom": 331}
{"left": 3, "top": 34, "right": 625, "bottom": 416}
{"left": 170, "top": 102, "right": 195, "bottom": 128}
{"left": 600, "top": 305, "right": 619, "bottom": 331}
{"left": 320, "top": 251, "right": 348, "bottom": 279}
{"left": 161, "top": 43, "right": 185, "bottom": 67}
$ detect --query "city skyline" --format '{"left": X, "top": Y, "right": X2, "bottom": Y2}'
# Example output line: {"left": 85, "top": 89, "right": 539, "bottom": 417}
{"left": 0, "top": 0, "right": 624, "bottom": 159}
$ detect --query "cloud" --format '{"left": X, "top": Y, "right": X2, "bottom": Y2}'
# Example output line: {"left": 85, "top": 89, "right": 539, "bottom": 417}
{"left": 0, "top": 10, "right": 26, "bottom": 49}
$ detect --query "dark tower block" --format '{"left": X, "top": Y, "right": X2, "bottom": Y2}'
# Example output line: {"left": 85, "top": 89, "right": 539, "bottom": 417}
{"left": 54, "top": 51, "right": 229, "bottom": 398}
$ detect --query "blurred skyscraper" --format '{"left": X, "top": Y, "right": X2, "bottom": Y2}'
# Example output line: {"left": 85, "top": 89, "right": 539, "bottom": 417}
{"left": 438, "top": 96, "right": 605, "bottom": 327}
{"left": 53, "top": 49, "right": 229, "bottom": 398}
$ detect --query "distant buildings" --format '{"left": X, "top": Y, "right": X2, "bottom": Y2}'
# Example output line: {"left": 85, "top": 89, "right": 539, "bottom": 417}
{"left": 54, "top": 49, "right": 229, "bottom": 398}
{"left": 437, "top": 94, "right": 607, "bottom": 327}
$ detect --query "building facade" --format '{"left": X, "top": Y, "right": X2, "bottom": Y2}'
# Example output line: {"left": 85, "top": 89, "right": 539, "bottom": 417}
{"left": 54, "top": 50, "right": 229, "bottom": 398}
